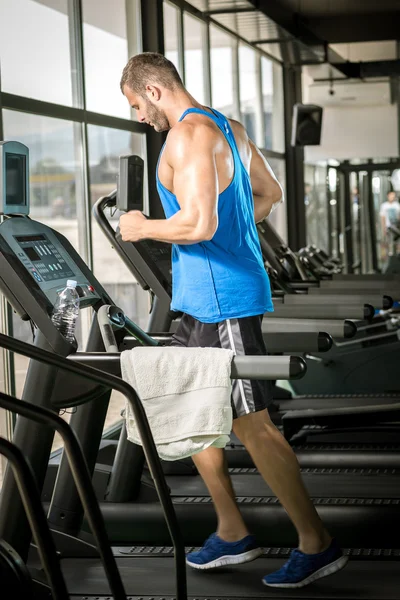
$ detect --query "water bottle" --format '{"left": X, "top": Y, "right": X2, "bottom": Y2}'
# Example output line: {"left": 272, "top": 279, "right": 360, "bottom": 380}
{"left": 51, "top": 280, "right": 80, "bottom": 343}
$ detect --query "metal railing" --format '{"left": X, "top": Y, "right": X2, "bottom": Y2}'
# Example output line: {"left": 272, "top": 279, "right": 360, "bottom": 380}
{"left": 0, "top": 435, "right": 69, "bottom": 599}
{"left": 0, "top": 332, "right": 187, "bottom": 600}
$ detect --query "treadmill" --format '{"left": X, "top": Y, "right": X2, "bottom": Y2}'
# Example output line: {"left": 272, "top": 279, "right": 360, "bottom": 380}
{"left": 258, "top": 218, "right": 400, "bottom": 300}
{"left": 256, "top": 220, "right": 400, "bottom": 396}
{"left": 1, "top": 368, "right": 400, "bottom": 600}
{"left": 92, "top": 156, "right": 400, "bottom": 411}
{"left": 1, "top": 141, "right": 400, "bottom": 599}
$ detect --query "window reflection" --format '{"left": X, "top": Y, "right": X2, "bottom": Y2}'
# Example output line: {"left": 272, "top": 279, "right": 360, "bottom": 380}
{"left": 82, "top": 0, "right": 134, "bottom": 118}
{"left": 261, "top": 57, "right": 285, "bottom": 153}
{"left": 164, "top": 1, "right": 181, "bottom": 76}
{"left": 88, "top": 125, "right": 150, "bottom": 434}
{"left": 88, "top": 125, "right": 150, "bottom": 329}
{"left": 210, "top": 26, "right": 234, "bottom": 117}
{"left": 239, "top": 45, "right": 257, "bottom": 141}
{"left": 304, "top": 162, "right": 329, "bottom": 252}
{"left": 0, "top": 0, "right": 73, "bottom": 105}
{"left": 184, "top": 13, "right": 206, "bottom": 104}
{"left": 2, "top": 110, "right": 86, "bottom": 418}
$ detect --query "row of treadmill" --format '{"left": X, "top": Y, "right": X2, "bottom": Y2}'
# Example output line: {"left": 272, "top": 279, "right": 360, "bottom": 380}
{"left": 0, "top": 144, "right": 399, "bottom": 599}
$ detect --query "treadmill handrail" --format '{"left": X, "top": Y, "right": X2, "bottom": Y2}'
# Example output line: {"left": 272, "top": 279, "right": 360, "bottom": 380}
{"left": 0, "top": 392, "right": 127, "bottom": 600}
{"left": 69, "top": 351, "right": 307, "bottom": 380}
{"left": 0, "top": 332, "right": 187, "bottom": 600}
{"left": 0, "top": 436, "right": 69, "bottom": 600}
{"left": 284, "top": 401, "right": 400, "bottom": 419}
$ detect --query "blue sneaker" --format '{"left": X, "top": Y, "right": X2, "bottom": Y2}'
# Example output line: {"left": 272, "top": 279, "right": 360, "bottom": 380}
{"left": 262, "top": 539, "right": 348, "bottom": 588}
{"left": 186, "top": 533, "right": 263, "bottom": 570}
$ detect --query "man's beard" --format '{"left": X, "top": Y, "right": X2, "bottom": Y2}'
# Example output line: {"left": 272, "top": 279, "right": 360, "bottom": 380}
{"left": 144, "top": 98, "right": 170, "bottom": 132}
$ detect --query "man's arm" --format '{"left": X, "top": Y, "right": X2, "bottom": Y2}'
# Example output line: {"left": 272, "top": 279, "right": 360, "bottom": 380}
{"left": 119, "top": 123, "right": 219, "bottom": 244}
{"left": 249, "top": 139, "right": 283, "bottom": 222}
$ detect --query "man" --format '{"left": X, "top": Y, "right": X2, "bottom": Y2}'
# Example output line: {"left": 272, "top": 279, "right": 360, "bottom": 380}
{"left": 380, "top": 191, "right": 400, "bottom": 257}
{"left": 119, "top": 52, "right": 347, "bottom": 588}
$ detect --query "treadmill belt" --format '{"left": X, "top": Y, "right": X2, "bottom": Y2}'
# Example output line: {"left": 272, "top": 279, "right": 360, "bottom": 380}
{"left": 275, "top": 396, "right": 400, "bottom": 412}
{"left": 167, "top": 472, "right": 400, "bottom": 499}
{"left": 62, "top": 557, "right": 400, "bottom": 598}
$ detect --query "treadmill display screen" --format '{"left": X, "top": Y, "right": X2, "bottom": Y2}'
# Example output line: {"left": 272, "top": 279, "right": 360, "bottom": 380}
{"left": 14, "top": 233, "right": 74, "bottom": 282}
{"left": 6, "top": 153, "right": 26, "bottom": 207}
{"left": 23, "top": 245, "right": 41, "bottom": 262}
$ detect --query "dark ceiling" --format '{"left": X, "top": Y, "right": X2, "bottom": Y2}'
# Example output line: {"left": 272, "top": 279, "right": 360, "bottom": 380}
{"left": 191, "top": 0, "right": 400, "bottom": 46}
{"left": 188, "top": 0, "right": 400, "bottom": 78}
{"left": 251, "top": 0, "right": 400, "bottom": 44}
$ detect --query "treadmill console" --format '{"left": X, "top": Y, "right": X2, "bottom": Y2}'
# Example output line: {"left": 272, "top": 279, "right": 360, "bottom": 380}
{"left": 0, "top": 217, "right": 103, "bottom": 310}
{"left": 117, "top": 155, "right": 144, "bottom": 213}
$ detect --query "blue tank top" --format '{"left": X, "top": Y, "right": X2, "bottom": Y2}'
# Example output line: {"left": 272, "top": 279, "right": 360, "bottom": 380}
{"left": 156, "top": 107, "right": 274, "bottom": 323}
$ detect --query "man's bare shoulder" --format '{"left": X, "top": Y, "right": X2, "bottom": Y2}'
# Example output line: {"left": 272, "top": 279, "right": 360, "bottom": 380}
{"left": 228, "top": 118, "right": 248, "bottom": 138}
{"left": 165, "top": 118, "right": 220, "bottom": 163}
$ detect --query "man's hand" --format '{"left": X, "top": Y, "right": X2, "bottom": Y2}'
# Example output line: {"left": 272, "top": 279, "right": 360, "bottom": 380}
{"left": 119, "top": 211, "right": 147, "bottom": 242}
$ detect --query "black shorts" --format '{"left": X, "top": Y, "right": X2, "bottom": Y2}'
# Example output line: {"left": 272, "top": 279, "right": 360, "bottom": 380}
{"left": 170, "top": 313, "right": 273, "bottom": 419}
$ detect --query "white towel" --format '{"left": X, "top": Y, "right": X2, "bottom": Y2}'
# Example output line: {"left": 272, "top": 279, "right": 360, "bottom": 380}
{"left": 120, "top": 346, "right": 234, "bottom": 461}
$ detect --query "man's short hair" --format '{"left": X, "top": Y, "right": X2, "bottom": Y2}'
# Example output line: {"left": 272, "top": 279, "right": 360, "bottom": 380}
{"left": 120, "top": 52, "right": 183, "bottom": 96}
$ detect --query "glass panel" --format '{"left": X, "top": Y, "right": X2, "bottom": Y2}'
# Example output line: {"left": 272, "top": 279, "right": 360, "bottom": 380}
{"left": 373, "top": 172, "right": 398, "bottom": 270}
{"left": 304, "top": 162, "right": 329, "bottom": 252}
{"left": 2, "top": 110, "right": 85, "bottom": 254}
{"left": 328, "top": 167, "right": 339, "bottom": 258}
{"left": 239, "top": 45, "right": 257, "bottom": 141}
{"left": 0, "top": 0, "right": 73, "bottom": 105}
{"left": 210, "top": 25, "right": 234, "bottom": 117}
{"left": 88, "top": 125, "right": 150, "bottom": 432}
{"left": 88, "top": 125, "right": 150, "bottom": 326}
{"left": 2, "top": 110, "right": 87, "bottom": 410}
{"left": 184, "top": 13, "right": 206, "bottom": 104}
{"left": 164, "top": 1, "right": 181, "bottom": 76}
{"left": 350, "top": 172, "right": 361, "bottom": 269}
{"left": 261, "top": 57, "right": 285, "bottom": 152}
{"left": 82, "top": 0, "right": 134, "bottom": 118}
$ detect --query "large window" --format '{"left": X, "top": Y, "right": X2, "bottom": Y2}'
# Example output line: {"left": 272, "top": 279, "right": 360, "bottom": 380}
{"left": 0, "top": 0, "right": 145, "bottom": 446}
{"left": 2, "top": 110, "right": 86, "bottom": 255}
{"left": 0, "top": 0, "right": 73, "bottom": 105}
{"left": 261, "top": 59, "right": 285, "bottom": 153}
{"left": 304, "top": 162, "right": 329, "bottom": 252}
{"left": 239, "top": 45, "right": 257, "bottom": 141}
{"left": 2, "top": 109, "right": 88, "bottom": 396}
{"left": 88, "top": 125, "right": 150, "bottom": 439}
{"left": 164, "top": 1, "right": 181, "bottom": 76}
{"left": 88, "top": 125, "right": 150, "bottom": 329}
{"left": 210, "top": 25, "right": 234, "bottom": 117}
{"left": 184, "top": 13, "right": 206, "bottom": 104}
{"left": 82, "top": 0, "right": 133, "bottom": 118}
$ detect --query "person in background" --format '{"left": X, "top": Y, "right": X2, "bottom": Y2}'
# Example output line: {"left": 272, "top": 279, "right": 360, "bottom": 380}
{"left": 380, "top": 191, "right": 400, "bottom": 256}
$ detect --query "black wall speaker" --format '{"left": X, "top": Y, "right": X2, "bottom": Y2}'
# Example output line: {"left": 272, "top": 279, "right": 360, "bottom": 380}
{"left": 291, "top": 103, "right": 323, "bottom": 146}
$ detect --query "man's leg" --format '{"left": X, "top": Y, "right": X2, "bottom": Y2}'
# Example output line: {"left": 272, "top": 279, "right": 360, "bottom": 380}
{"left": 232, "top": 408, "right": 330, "bottom": 554}
{"left": 191, "top": 446, "right": 248, "bottom": 542}
{"left": 187, "top": 445, "right": 263, "bottom": 569}
{"left": 191, "top": 409, "right": 330, "bottom": 553}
